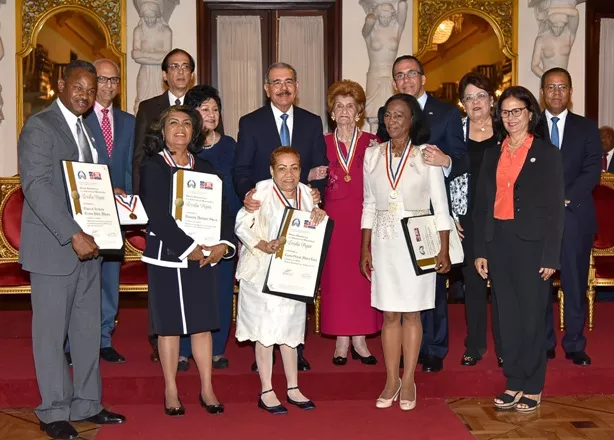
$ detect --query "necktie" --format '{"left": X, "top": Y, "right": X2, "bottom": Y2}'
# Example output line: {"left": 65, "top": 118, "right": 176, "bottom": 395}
{"left": 101, "top": 108, "right": 113, "bottom": 157}
{"left": 551, "top": 116, "right": 560, "bottom": 149}
{"left": 603, "top": 153, "right": 608, "bottom": 172}
{"left": 76, "top": 119, "right": 93, "bottom": 163}
{"left": 280, "top": 114, "right": 290, "bottom": 146}
{"left": 175, "top": 99, "right": 181, "bottom": 106}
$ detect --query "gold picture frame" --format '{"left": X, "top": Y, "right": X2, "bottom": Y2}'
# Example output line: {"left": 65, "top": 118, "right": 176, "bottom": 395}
{"left": 15, "top": 0, "right": 127, "bottom": 132}
{"left": 413, "top": 0, "right": 518, "bottom": 85}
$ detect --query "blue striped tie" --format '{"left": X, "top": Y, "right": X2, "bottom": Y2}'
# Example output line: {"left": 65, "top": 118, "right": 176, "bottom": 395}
{"left": 551, "top": 116, "right": 560, "bottom": 149}
{"left": 280, "top": 114, "right": 290, "bottom": 146}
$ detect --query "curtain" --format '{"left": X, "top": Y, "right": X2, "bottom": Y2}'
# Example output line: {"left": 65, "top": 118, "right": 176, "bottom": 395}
{"left": 599, "top": 18, "right": 614, "bottom": 126}
{"left": 217, "top": 16, "right": 263, "bottom": 139}
{"left": 278, "top": 16, "right": 328, "bottom": 132}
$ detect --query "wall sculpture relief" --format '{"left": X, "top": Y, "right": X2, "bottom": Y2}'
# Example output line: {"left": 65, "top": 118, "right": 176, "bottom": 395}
{"left": 530, "top": 0, "right": 586, "bottom": 78}
{"left": 132, "top": 0, "right": 178, "bottom": 112}
{"left": 360, "top": 0, "right": 408, "bottom": 123}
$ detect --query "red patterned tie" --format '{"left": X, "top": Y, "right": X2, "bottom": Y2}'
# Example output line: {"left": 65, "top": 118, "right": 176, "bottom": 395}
{"left": 101, "top": 108, "right": 113, "bottom": 157}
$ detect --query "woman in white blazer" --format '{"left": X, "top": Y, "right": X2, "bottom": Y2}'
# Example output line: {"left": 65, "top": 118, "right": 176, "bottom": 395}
{"left": 235, "top": 147, "right": 327, "bottom": 415}
{"left": 360, "top": 94, "right": 453, "bottom": 411}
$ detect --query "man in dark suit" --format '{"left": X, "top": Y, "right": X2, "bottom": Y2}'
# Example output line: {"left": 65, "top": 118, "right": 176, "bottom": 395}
{"left": 600, "top": 126, "right": 614, "bottom": 172}
{"left": 233, "top": 62, "right": 328, "bottom": 372}
{"left": 377, "top": 55, "right": 466, "bottom": 373}
{"left": 132, "top": 48, "right": 195, "bottom": 194}
{"left": 541, "top": 68, "right": 602, "bottom": 366}
{"left": 79, "top": 58, "right": 134, "bottom": 364}
{"left": 18, "top": 60, "right": 125, "bottom": 440}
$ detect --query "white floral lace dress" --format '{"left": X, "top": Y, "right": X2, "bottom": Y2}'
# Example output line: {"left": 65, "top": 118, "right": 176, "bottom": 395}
{"left": 361, "top": 143, "right": 454, "bottom": 312}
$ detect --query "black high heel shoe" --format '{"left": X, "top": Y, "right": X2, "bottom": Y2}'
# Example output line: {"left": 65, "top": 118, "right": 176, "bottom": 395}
{"left": 286, "top": 386, "right": 316, "bottom": 410}
{"left": 258, "top": 389, "right": 288, "bottom": 415}
{"left": 351, "top": 346, "right": 377, "bottom": 365}
{"left": 199, "top": 393, "right": 224, "bottom": 414}
{"left": 164, "top": 398, "right": 185, "bottom": 417}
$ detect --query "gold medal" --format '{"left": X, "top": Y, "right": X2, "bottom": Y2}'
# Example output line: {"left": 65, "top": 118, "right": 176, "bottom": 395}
{"left": 344, "top": 174, "right": 351, "bottom": 183}
{"left": 175, "top": 198, "right": 184, "bottom": 207}
{"left": 71, "top": 191, "right": 80, "bottom": 200}
{"left": 390, "top": 190, "right": 398, "bottom": 199}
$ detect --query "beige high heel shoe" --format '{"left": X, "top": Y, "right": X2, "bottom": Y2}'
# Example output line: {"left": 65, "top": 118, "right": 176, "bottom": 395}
{"left": 399, "top": 384, "right": 417, "bottom": 411}
{"left": 376, "top": 379, "right": 402, "bottom": 408}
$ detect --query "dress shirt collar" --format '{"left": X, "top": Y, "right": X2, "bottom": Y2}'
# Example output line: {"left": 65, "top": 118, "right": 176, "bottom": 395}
{"left": 271, "top": 102, "right": 294, "bottom": 119}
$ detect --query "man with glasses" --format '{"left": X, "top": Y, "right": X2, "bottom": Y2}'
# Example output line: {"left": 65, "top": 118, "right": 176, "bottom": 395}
{"left": 132, "top": 48, "right": 195, "bottom": 194}
{"left": 539, "top": 67, "right": 601, "bottom": 366}
{"left": 68, "top": 59, "right": 135, "bottom": 365}
{"left": 233, "top": 62, "right": 328, "bottom": 372}
{"left": 377, "top": 55, "right": 467, "bottom": 373}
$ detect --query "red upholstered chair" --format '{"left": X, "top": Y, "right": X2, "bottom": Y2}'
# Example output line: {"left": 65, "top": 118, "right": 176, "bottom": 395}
{"left": 584, "top": 172, "right": 614, "bottom": 330}
{"left": 0, "top": 177, "right": 31, "bottom": 294}
{"left": 0, "top": 175, "right": 148, "bottom": 294}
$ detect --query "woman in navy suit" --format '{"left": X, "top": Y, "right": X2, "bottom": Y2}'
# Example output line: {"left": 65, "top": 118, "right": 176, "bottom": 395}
{"left": 140, "top": 106, "right": 236, "bottom": 416}
{"left": 184, "top": 85, "right": 242, "bottom": 369}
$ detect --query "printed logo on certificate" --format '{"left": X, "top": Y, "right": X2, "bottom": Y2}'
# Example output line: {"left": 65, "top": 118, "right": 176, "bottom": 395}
{"left": 171, "top": 169, "right": 222, "bottom": 254}
{"left": 401, "top": 214, "right": 464, "bottom": 275}
{"left": 61, "top": 161, "right": 123, "bottom": 250}
{"left": 262, "top": 208, "right": 334, "bottom": 304}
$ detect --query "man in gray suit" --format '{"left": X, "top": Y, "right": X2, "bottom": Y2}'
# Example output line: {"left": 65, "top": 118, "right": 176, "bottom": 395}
{"left": 18, "top": 60, "right": 125, "bottom": 440}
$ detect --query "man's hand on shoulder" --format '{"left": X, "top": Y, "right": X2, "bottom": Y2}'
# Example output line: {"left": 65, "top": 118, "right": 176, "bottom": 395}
{"left": 71, "top": 231, "right": 99, "bottom": 260}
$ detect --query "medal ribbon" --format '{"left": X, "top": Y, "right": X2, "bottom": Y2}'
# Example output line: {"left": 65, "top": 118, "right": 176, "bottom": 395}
{"left": 334, "top": 127, "right": 359, "bottom": 177}
{"left": 162, "top": 148, "right": 195, "bottom": 169}
{"left": 386, "top": 139, "right": 412, "bottom": 191}
{"left": 116, "top": 195, "right": 137, "bottom": 214}
{"left": 273, "top": 182, "right": 301, "bottom": 210}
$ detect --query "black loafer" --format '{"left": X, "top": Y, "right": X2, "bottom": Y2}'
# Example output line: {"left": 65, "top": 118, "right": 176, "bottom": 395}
{"left": 83, "top": 409, "right": 126, "bottom": 424}
{"left": 332, "top": 356, "right": 347, "bottom": 365}
{"left": 297, "top": 355, "right": 311, "bottom": 371}
{"left": 565, "top": 351, "right": 591, "bottom": 366}
{"left": 212, "top": 357, "right": 229, "bottom": 369}
{"left": 39, "top": 421, "right": 78, "bottom": 439}
{"left": 199, "top": 393, "right": 224, "bottom": 414}
{"left": 350, "top": 346, "right": 377, "bottom": 365}
{"left": 100, "top": 347, "right": 126, "bottom": 363}
{"left": 422, "top": 356, "right": 443, "bottom": 373}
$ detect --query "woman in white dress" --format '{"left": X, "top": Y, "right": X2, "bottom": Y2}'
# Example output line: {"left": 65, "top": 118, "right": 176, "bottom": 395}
{"left": 360, "top": 94, "right": 453, "bottom": 411}
{"left": 235, "top": 147, "right": 327, "bottom": 414}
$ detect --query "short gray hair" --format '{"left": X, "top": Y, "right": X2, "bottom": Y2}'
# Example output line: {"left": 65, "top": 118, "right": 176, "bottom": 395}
{"left": 265, "top": 62, "right": 297, "bottom": 83}
{"left": 93, "top": 58, "right": 121, "bottom": 75}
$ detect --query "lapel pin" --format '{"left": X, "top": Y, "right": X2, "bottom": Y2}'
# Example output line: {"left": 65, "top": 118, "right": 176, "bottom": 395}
{"left": 530, "top": 157, "right": 536, "bottom": 163}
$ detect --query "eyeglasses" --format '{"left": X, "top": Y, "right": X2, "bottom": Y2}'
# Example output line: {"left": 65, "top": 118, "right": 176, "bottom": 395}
{"left": 462, "top": 92, "right": 489, "bottom": 104}
{"left": 544, "top": 84, "right": 569, "bottom": 93}
{"left": 500, "top": 107, "right": 526, "bottom": 118}
{"left": 268, "top": 79, "right": 296, "bottom": 88}
{"left": 97, "top": 75, "right": 120, "bottom": 84}
{"left": 393, "top": 70, "right": 422, "bottom": 81}
{"left": 168, "top": 63, "right": 192, "bottom": 72}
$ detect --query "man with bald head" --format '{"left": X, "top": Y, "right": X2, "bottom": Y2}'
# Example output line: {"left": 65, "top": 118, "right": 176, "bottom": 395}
{"left": 80, "top": 58, "right": 135, "bottom": 363}
{"left": 600, "top": 126, "right": 614, "bottom": 172}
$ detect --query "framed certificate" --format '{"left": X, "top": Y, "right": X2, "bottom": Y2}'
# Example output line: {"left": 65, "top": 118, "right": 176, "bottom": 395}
{"left": 171, "top": 169, "right": 222, "bottom": 255}
{"left": 61, "top": 161, "right": 123, "bottom": 250}
{"left": 263, "top": 207, "right": 334, "bottom": 304}
{"left": 401, "top": 214, "right": 464, "bottom": 276}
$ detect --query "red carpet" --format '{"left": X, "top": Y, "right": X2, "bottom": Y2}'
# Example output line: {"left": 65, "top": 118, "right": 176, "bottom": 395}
{"left": 95, "top": 400, "right": 473, "bottom": 440}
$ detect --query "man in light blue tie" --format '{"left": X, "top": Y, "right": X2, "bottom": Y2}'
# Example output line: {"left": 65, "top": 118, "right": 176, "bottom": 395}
{"left": 233, "top": 62, "right": 329, "bottom": 372}
{"left": 539, "top": 67, "right": 602, "bottom": 367}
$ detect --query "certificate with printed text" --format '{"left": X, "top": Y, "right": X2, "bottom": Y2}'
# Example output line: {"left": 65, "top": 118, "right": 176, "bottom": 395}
{"left": 61, "top": 161, "right": 123, "bottom": 250}
{"left": 263, "top": 208, "right": 334, "bottom": 304}
{"left": 171, "top": 169, "right": 222, "bottom": 255}
{"left": 401, "top": 215, "right": 464, "bottom": 275}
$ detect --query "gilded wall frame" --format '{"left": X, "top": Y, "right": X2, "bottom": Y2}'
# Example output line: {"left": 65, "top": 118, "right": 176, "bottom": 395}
{"left": 413, "top": 0, "right": 518, "bottom": 85}
{"left": 15, "top": 0, "right": 127, "bottom": 132}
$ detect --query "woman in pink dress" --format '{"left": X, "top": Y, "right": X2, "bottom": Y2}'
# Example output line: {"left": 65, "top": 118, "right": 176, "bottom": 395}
{"left": 321, "top": 80, "right": 382, "bottom": 365}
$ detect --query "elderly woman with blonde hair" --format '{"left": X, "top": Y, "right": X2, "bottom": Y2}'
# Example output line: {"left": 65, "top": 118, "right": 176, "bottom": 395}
{"left": 320, "top": 80, "right": 382, "bottom": 366}
{"left": 235, "top": 147, "right": 327, "bottom": 415}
